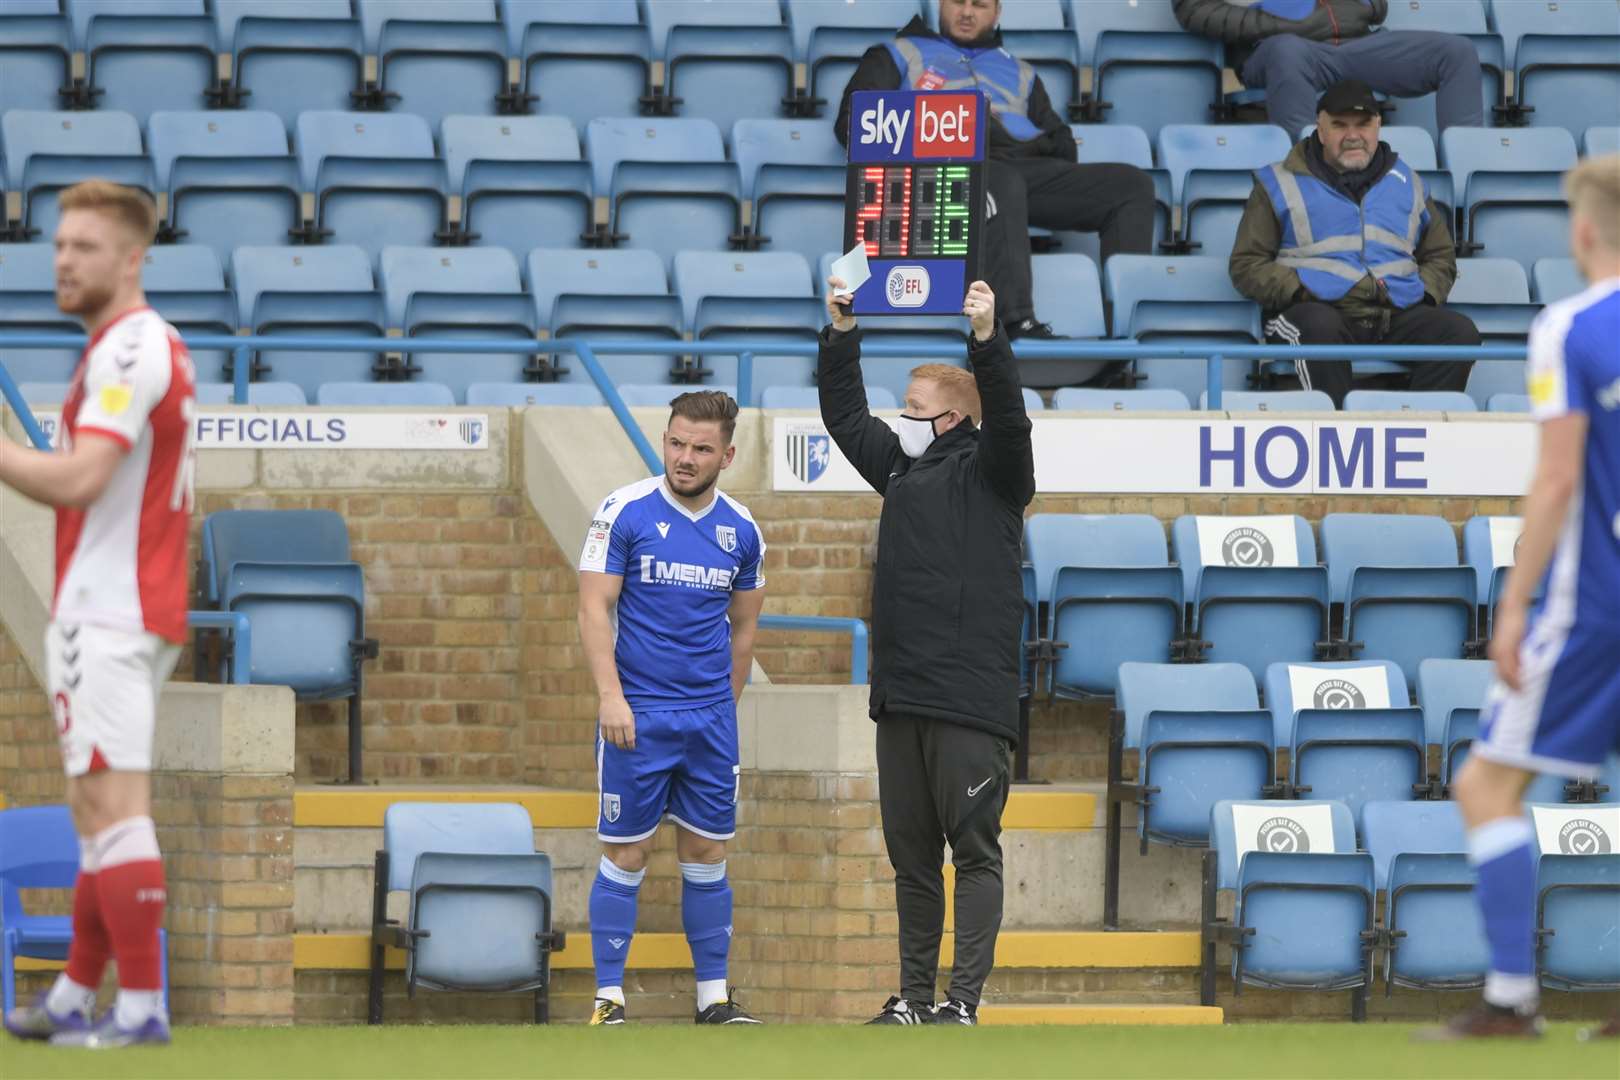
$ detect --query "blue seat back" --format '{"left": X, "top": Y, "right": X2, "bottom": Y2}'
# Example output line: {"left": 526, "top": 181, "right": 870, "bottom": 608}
{"left": 1070, "top": 123, "right": 1154, "bottom": 169}
{"left": 1051, "top": 387, "right": 1189, "bottom": 411}
{"left": 194, "top": 381, "right": 307, "bottom": 406}
{"left": 1117, "top": 661, "right": 1259, "bottom": 749}
{"left": 139, "top": 243, "right": 225, "bottom": 291}
{"left": 1157, "top": 123, "right": 1292, "bottom": 205}
{"left": 441, "top": 115, "right": 581, "bottom": 193}
{"left": 1532, "top": 257, "right": 1587, "bottom": 304}
{"left": 1362, "top": 799, "right": 1467, "bottom": 891}
{"left": 315, "top": 382, "right": 457, "bottom": 407}
{"left": 1030, "top": 254, "right": 1105, "bottom": 339}
{"left": 1263, "top": 659, "right": 1410, "bottom": 748}
{"left": 1211, "top": 799, "right": 1357, "bottom": 890}
{"left": 1487, "top": 393, "right": 1530, "bottom": 413}
{"left": 1105, "top": 255, "right": 1257, "bottom": 337}
{"left": 2, "top": 108, "right": 144, "bottom": 192}
{"left": 1024, "top": 512, "right": 1168, "bottom": 604}
{"left": 0, "top": 5, "right": 73, "bottom": 114}
{"left": 380, "top": 245, "right": 522, "bottom": 327}
{"left": 0, "top": 805, "right": 78, "bottom": 925}
{"left": 232, "top": 245, "right": 376, "bottom": 320}
{"left": 382, "top": 801, "right": 534, "bottom": 893}
{"left": 585, "top": 116, "right": 729, "bottom": 193}
{"left": 466, "top": 383, "right": 603, "bottom": 407}
{"left": 1342, "top": 390, "right": 1479, "bottom": 413}
{"left": 1170, "top": 514, "right": 1316, "bottom": 598}
{"left": 294, "top": 109, "right": 437, "bottom": 190}
{"left": 673, "top": 251, "right": 813, "bottom": 327}
{"left": 1416, "top": 658, "right": 1494, "bottom": 750}
{"left": 147, "top": 109, "right": 290, "bottom": 188}
{"left": 1200, "top": 389, "right": 1334, "bottom": 412}
{"left": 1234, "top": 850, "right": 1375, "bottom": 989}
{"left": 1319, "top": 513, "right": 1461, "bottom": 604}
{"left": 408, "top": 851, "right": 555, "bottom": 992}
{"left": 218, "top": 2, "right": 364, "bottom": 130}
{"left": 617, "top": 384, "right": 738, "bottom": 407}
{"left": 1291, "top": 707, "right": 1428, "bottom": 827}
{"left": 1140, "top": 709, "right": 1274, "bottom": 845}
{"left": 732, "top": 118, "right": 843, "bottom": 199}
{"left": 1536, "top": 853, "right": 1620, "bottom": 989}
{"left": 201, "top": 508, "right": 353, "bottom": 605}
{"left": 1384, "top": 850, "right": 1487, "bottom": 988}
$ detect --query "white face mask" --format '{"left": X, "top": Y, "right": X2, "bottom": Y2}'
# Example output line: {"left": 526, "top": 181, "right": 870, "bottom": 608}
{"left": 896, "top": 411, "right": 950, "bottom": 459}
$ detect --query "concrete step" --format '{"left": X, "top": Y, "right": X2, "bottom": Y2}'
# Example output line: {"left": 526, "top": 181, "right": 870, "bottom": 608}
{"left": 978, "top": 1004, "right": 1222, "bottom": 1026}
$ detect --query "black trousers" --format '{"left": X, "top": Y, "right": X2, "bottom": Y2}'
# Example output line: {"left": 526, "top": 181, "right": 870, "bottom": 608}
{"left": 983, "top": 157, "right": 1158, "bottom": 323}
{"left": 1263, "top": 301, "right": 1479, "bottom": 409}
{"left": 876, "top": 712, "right": 1012, "bottom": 1008}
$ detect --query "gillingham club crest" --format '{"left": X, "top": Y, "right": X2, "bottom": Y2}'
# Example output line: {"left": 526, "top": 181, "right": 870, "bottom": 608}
{"left": 786, "top": 430, "right": 831, "bottom": 484}
{"left": 715, "top": 525, "right": 738, "bottom": 553}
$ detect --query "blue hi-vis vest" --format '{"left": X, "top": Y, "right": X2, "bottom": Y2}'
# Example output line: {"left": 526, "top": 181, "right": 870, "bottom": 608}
{"left": 886, "top": 35, "right": 1041, "bottom": 141}
{"left": 1256, "top": 158, "right": 1430, "bottom": 308}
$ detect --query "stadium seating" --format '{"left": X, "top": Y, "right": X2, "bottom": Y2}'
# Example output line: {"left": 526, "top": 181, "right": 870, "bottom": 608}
{"left": 0, "top": 241, "right": 80, "bottom": 383}
{"left": 1114, "top": 662, "right": 1276, "bottom": 847}
{"left": 1021, "top": 387, "right": 1044, "bottom": 413}
{"left": 503, "top": 0, "right": 652, "bottom": 135}
{"left": 1157, "top": 124, "right": 1293, "bottom": 261}
{"left": 1532, "top": 257, "right": 1587, "bottom": 305}
{"left": 368, "top": 802, "right": 562, "bottom": 1024}
{"left": 761, "top": 385, "right": 897, "bottom": 411}
{"left": 1262, "top": 658, "right": 1413, "bottom": 770}
{"left": 945, "top": 0, "right": 1080, "bottom": 118}
{"left": 198, "top": 509, "right": 378, "bottom": 779}
{"left": 1529, "top": 804, "right": 1620, "bottom": 991}
{"left": 16, "top": 382, "right": 69, "bottom": 406}
{"left": 380, "top": 246, "right": 537, "bottom": 401}
{"left": 1341, "top": 390, "right": 1478, "bottom": 413}
{"left": 147, "top": 110, "right": 300, "bottom": 267}
{"left": 71, "top": 0, "right": 222, "bottom": 129}
{"left": 1446, "top": 257, "right": 1538, "bottom": 341}
{"left": 1064, "top": 123, "right": 1172, "bottom": 253}
{"left": 618, "top": 383, "right": 738, "bottom": 407}
{"left": 644, "top": 0, "right": 795, "bottom": 146}
{"left": 2, "top": 109, "right": 153, "bottom": 242}
{"left": 1171, "top": 514, "right": 1329, "bottom": 685}
{"left": 1199, "top": 390, "right": 1334, "bottom": 412}
{"left": 443, "top": 115, "right": 593, "bottom": 262}
{"left": 1442, "top": 126, "right": 1579, "bottom": 273}
{"left": 1051, "top": 387, "right": 1190, "bottom": 411}
{"left": 1487, "top": 393, "right": 1530, "bottom": 413}
{"left": 1416, "top": 657, "right": 1494, "bottom": 787}
{"left": 673, "top": 250, "right": 818, "bottom": 396}
{"left": 232, "top": 245, "right": 388, "bottom": 399}
{"left": 194, "top": 381, "right": 308, "bottom": 406}
{"left": 1361, "top": 799, "right": 1486, "bottom": 991}
{"left": 356, "top": 0, "right": 512, "bottom": 133}
{"left": 1372, "top": 0, "right": 1505, "bottom": 147}
{"left": 138, "top": 242, "right": 237, "bottom": 380}
{"left": 1077, "top": 0, "right": 1224, "bottom": 144}
{"left": 733, "top": 118, "right": 844, "bottom": 271}
{"left": 1589, "top": 127, "right": 1620, "bottom": 158}
{"left": 1461, "top": 514, "right": 1522, "bottom": 632}
{"left": 585, "top": 117, "right": 741, "bottom": 271}
{"left": 0, "top": 804, "right": 170, "bottom": 1015}
{"left": 1027, "top": 253, "right": 1110, "bottom": 385}
{"left": 1104, "top": 255, "right": 1259, "bottom": 406}
{"left": 0, "top": 1, "right": 74, "bottom": 114}
{"left": 1025, "top": 513, "right": 1183, "bottom": 699}
{"left": 1492, "top": 0, "right": 1620, "bottom": 137}
{"left": 1319, "top": 513, "right": 1478, "bottom": 685}
{"left": 294, "top": 110, "right": 451, "bottom": 265}
{"left": 1204, "top": 799, "right": 1374, "bottom": 1012}
{"left": 528, "top": 247, "right": 684, "bottom": 386}
{"left": 213, "top": 0, "right": 364, "bottom": 130}
{"left": 466, "top": 382, "right": 603, "bottom": 407}
{"left": 1465, "top": 361, "right": 1528, "bottom": 412}
{"left": 316, "top": 381, "right": 456, "bottom": 406}
{"left": 786, "top": 0, "right": 918, "bottom": 119}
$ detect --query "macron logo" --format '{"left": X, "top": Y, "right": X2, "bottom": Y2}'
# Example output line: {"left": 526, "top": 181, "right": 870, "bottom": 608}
{"left": 608, "top": 937, "right": 626, "bottom": 951}
{"left": 857, "top": 93, "right": 978, "bottom": 158}
{"left": 656, "top": 521, "right": 670, "bottom": 539}
{"left": 639, "top": 555, "right": 734, "bottom": 590}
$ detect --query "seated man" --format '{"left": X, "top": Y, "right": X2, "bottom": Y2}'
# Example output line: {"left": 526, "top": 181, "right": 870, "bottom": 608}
{"left": 1174, "top": 0, "right": 1484, "bottom": 138}
{"left": 1230, "top": 80, "right": 1477, "bottom": 407}
{"left": 834, "top": 0, "right": 1156, "bottom": 340}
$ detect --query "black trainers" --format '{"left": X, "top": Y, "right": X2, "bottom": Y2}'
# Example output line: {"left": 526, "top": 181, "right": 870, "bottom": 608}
{"left": 694, "top": 992, "right": 762, "bottom": 1024}
{"left": 589, "top": 998, "right": 626, "bottom": 1026}
{"left": 928, "top": 998, "right": 978, "bottom": 1026}
{"left": 1007, "top": 318, "right": 1062, "bottom": 341}
{"left": 865, "top": 996, "right": 933, "bottom": 1025}
{"left": 1415, "top": 1002, "right": 1543, "bottom": 1041}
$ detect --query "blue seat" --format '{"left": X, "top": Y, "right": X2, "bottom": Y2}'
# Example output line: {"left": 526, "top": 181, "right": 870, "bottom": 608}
{"left": 1494, "top": 0, "right": 1620, "bottom": 137}
{"left": 0, "top": 805, "right": 169, "bottom": 1015}
{"left": 294, "top": 110, "right": 450, "bottom": 266}
{"left": 1588, "top": 126, "right": 1620, "bottom": 157}
{"left": 1416, "top": 657, "right": 1494, "bottom": 782}
{"left": 1198, "top": 389, "right": 1335, "bottom": 412}
{"left": 441, "top": 116, "right": 592, "bottom": 261}
{"left": 787, "top": 0, "right": 919, "bottom": 115}
{"left": 1442, "top": 126, "right": 1579, "bottom": 273}
{"left": 147, "top": 110, "right": 299, "bottom": 268}
{"left": 1021, "top": 388, "right": 1043, "bottom": 412}
{"left": 17, "top": 382, "right": 71, "bottom": 406}
{"left": 1026, "top": 254, "right": 1110, "bottom": 385}
{"left": 1320, "top": 513, "right": 1476, "bottom": 686}
{"left": 1291, "top": 706, "right": 1428, "bottom": 828}
{"left": 1263, "top": 659, "right": 1411, "bottom": 753}
{"left": 466, "top": 382, "right": 604, "bottom": 407}
{"left": 370, "top": 802, "right": 561, "bottom": 1024}
{"left": 1078, "top": 0, "right": 1224, "bottom": 144}
{"left": 1026, "top": 513, "right": 1182, "bottom": 698}
{"left": 1170, "top": 514, "right": 1328, "bottom": 685}
{"left": 528, "top": 248, "right": 682, "bottom": 386}
{"left": 0, "top": 241, "right": 79, "bottom": 382}
{"left": 1342, "top": 390, "right": 1479, "bottom": 413}
{"left": 503, "top": 0, "right": 651, "bottom": 135}
{"left": 1, "top": 109, "right": 152, "bottom": 242}
{"left": 1532, "top": 257, "right": 1587, "bottom": 305}
{"left": 1361, "top": 799, "right": 1485, "bottom": 991}
{"left": 1052, "top": 387, "right": 1189, "bottom": 411}
{"left": 380, "top": 246, "right": 534, "bottom": 402}
{"left": 674, "top": 250, "right": 817, "bottom": 396}
{"left": 70, "top": 0, "right": 220, "bottom": 128}
{"left": 646, "top": 0, "right": 795, "bottom": 147}
{"left": 1057, "top": 123, "right": 1171, "bottom": 257}
{"left": 762, "top": 385, "right": 897, "bottom": 411}
{"left": 1104, "top": 255, "right": 1259, "bottom": 406}
{"left": 586, "top": 117, "right": 741, "bottom": 272}
{"left": 733, "top": 119, "right": 845, "bottom": 271}
{"left": 1464, "top": 360, "right": 1528, "bottom": 412}
{"left": 1206, "top": 799, "right": 1373, "bottom": 1004}
{"left": 1157, "top": 124, "right": 1293, "bottom": 262}
{"left": 945, "top": 0, "right": 1080, "bottom": 118}
{"left": 1445, "top": 257, "right": 1537, "bottom": 341}
{"left": 0, "top": 2, "right": 74, "bottom": 113}
{"left": 232, "top": 245, "right": 386, "bottom": 399}
{"left": 316, "top": 381, "right": 457, "bottom": 406}
{"left": 1533, "top": 843, "right": 1620, "bottom": 991}
{"left": 213, "top": 0, "right": 363, "bottom": 131}
{"left": 356, "top": 0, "right": 510, "bottom": 132}
{"left": 1115, "top": 662, "right": 1275, "bottom": 847}
{"left": 1487, "top": 393, "right": 1529, "bottom": 413}
{"left": 618, "top": 384, "right": 739, "bottom": 408}
{"left": 1368, "top": 0, "right": 1505, "bottom": 147}
{"left": 194, "top": 381, "right": 308, "bottom": 406}
{"left": 1461, "top": 514, "right": 1523, "bottom": 628}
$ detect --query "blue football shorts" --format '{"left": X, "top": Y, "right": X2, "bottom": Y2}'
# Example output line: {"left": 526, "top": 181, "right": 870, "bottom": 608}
{"left": 1477, "top": 618, "right": 1620, "bottom": 779}
{"left": 596, "top": 702, "right": 739, "bottom": 843}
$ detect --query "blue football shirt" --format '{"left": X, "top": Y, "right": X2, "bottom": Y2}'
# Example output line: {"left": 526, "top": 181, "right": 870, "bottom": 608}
{"left": 1526, "top": 276, "right": 1620, "bottom": 629}
{"left": 578, "top": 476, "right": 766, "bottom": 710}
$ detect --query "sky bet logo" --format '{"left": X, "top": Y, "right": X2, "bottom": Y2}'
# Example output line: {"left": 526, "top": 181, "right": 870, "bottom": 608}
{"left": 858, "top": 93, "right": 979, "bottom": 158}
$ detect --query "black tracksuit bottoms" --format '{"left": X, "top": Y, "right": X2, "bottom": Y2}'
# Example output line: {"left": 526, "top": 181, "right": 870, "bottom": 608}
{"left": 1263, "top": 300, "right": 1479, "bottom": 408}
{"left": 876, "top": 712, "right": 1013, "bottom": 1008}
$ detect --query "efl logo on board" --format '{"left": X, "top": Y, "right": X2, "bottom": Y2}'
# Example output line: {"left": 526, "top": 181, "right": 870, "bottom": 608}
{"left": 885, "top": 266, "right": 931, "bottom": 307}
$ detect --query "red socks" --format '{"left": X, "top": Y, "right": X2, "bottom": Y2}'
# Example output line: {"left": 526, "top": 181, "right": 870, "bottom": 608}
{"left": 92, "top": 817, "right": 166, "bottom": 991}
{"left": 63, "top": 864, "right": 111, "bottom": 991}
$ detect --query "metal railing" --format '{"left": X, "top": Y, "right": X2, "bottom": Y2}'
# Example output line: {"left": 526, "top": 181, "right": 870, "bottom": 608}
{"left": 756, "top": 615, "right": 869, "bottom": 685}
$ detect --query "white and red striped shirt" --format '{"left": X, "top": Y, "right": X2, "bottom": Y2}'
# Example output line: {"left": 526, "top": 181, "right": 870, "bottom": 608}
{"left": 54, "top": 306, "right": 196, "bottom": 644}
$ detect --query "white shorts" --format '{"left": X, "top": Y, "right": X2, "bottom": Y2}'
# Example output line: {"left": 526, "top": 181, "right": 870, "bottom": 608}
{"left": 46, "top": 620, "right": 180, "bottom": 777}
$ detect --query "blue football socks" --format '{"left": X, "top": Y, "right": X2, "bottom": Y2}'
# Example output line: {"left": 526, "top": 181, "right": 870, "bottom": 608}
{"left": 681, "top": 860, "right": 732, "bottom": 1008}
{"left": 1468, "top": 816, "right": 1539, "bottom": 1011}
{"left": 590, "top": 854, "right": 644, "bottom": 1002}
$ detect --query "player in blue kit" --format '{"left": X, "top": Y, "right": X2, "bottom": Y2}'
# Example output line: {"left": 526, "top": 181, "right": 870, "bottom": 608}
{"left": 576, "top": 390, "right": 767, "bottom": 1026}
{"left": 1435, "top": 155, "right": 1620, "bottom": 1040}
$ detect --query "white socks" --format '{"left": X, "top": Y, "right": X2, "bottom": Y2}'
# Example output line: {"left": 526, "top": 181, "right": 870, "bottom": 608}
{"left": 696, "top": 979, "right": 729, "bottom": 1011}
{"left": 595, "top": 985, "right": 625, "bottom": 1005}
{"left": 114, "top": 989, "right": 165, "bottom": 1028}
{"left": 46, "top": 974, "right": 97, "bottom": 1018}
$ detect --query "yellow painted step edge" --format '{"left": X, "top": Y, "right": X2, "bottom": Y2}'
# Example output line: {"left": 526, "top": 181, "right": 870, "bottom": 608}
{"left": 293, "top": 789, "right": 1095, "bottom": 831}
{"left": 292, "top": 931, "right": 691, "bottom": 972}
{"left": 979, "top": 1005, "right": 1223, "bottom": 1026}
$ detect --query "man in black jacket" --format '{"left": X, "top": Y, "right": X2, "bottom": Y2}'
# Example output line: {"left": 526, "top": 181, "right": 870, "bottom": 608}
{"left": 818, "top": 275, "right": 1034, "bottom": 1026}
{"left": 1173, "top": 0, "right": 1484, "bottom": 139}
{"left": 834, "top": 0, "right": 1155, "bottom": 339}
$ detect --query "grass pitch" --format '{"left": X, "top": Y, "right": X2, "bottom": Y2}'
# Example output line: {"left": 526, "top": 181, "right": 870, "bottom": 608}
{"left": 3, "top": 1023, "right": 1616, "bottom": 1080}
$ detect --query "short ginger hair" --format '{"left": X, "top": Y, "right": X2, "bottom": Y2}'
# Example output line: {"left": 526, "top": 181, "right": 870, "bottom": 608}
{"left": 57, "top": 179, "right": 159, "bottom": 245}
{"left": 909, "top": 363, "right": 981, "bottom": 420}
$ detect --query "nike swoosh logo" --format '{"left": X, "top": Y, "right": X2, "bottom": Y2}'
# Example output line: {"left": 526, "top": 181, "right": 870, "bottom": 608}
{"left": 967, "top": 777, "right": 993, "bottom": 797}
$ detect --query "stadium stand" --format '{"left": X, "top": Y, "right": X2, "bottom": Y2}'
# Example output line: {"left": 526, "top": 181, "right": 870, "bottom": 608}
{"left": 1415, "top": 658, "right": 1494, "bottom": 789}
{"left": 761, "top": 385, "right": 897, "bottom": 411}
{"left": 1361, "top": 799, "right": 1486, "bottom": 992}
{"left": 1491, "top": 0, "right": 1620, "bottom": 137}
{"left": 15, "top": 382, "right": 69, "bottom": 406}
{"left": 644, "top": 0, "right": 796, "bottom": 147}
{"left": 355, "top": 0, "right": 512, "bottom": 133}
{"left": 0, "top": 1, "right": 75, "bottom": 115}
{"left": 1341, "top": 390, "right": 1479, "bottom": 413}
{"left": 231, "top": 244, "right": 388, "bottom": 398}
{"left": 316, "top": 381, "right": 456, "bottom": 406}
{"left": 212, "top": 0, "right": 364, "bottom": 130}
{"left": 502, "top": 0, "right": 651, "bottom": 135}
{"left": 934, "top": 0, "right": 1080, "bottom": 119}
{"left": 70, "top": 0, "right": 222, "bottom": 129}
{"left": 443, "top": 114, "right": 593, "bottom": 262}
{"left": 785, "top": 0, "right": 916, "bottom": 120}
{"left": 1373, "top": 0, "right": 1504, "bottom": 147}
{"left": 1528, "top": 804, "right": 1620, "bottom": 991}
{"left": 1443, "top": 126, "right": 1579, "bottom": 273}
{"left": 1589, "top": 126, "right": 1620, "bottom": 158}
{"left": 674, "top": 250, "right": 819, "bottom": 396}
{"left": 1487, "top": 393, "right": 1530, "bottom": 413}
{"left": 733, "top": 118, "right": 843, "bottom": 271}
{"left": 618, "top": 383, "right": 739, "bottom": 407}
{"left": 147, "top": 109, "right": 300, "bottom": 267}
{"left": 1446, "top": 257, "right": 1538, "bottom": 342}
{"left": 1076, "top": 0, "right": 1224, "bottom": 144}
{"left": 1461, "top": 514, "right": 1522, "bottom": 633}
{"left": 585, "top": 116, "right": 741, "bottom": 271}
{"left": 1198, "top": 390, "right": 1333, "bottom": 412}
{"left": 193, "top": 381, "right": 308, "bottom": 406}
{"left": 1052, "top": 387, "right": 1190, "bottom": 411}
{"left": 466, "top": 381, "right": 604, "bottom": 407}
{"left": 1156, "top": 124, "right": 1293, "bottom": 261}
{"left": 368, "top": 802, "right": 563, "bottom": 1024}
{"left": 1104, "top": 255, "right": 1259, "bottom": 406}
{"left": 0, "top": 241, "right": 79, "bottom": 383}
{"left": 527, "top": 247, "right": 684, "bottom": 386}
{"left": 1532, "top": 256, "right": 1589, "bottom": 305}
{"left": 1064, "top": 123, "right": 1172, "bottom": 255}
{"left": 2, "top": 109, "right": 152, "bottom": 242}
